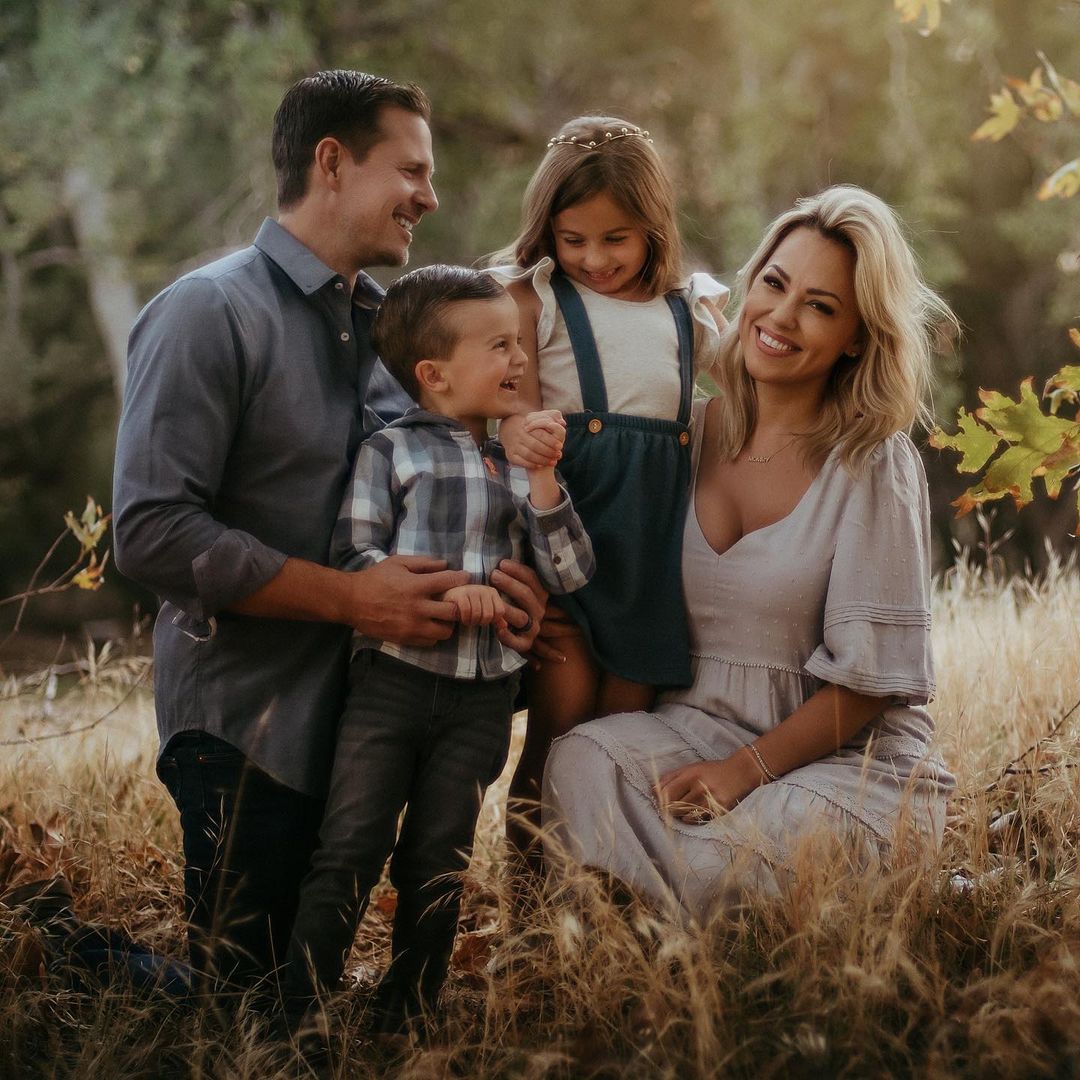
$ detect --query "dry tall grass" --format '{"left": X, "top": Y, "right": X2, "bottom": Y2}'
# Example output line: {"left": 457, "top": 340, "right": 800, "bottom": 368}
{"left": 1, "top": 560, "right": 1079, "bottom": 1078}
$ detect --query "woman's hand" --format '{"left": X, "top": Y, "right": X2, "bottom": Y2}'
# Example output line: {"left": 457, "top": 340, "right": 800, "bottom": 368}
{"left": 654, "top": 750, "right": 763, "bottom": 822}
{"left": 500, "top": 411, "right": 563, "bottom": 470}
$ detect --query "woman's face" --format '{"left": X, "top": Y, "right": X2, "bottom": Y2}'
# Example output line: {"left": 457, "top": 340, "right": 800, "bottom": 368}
{"left": 738, "top": 226, "right": 862, "bottom": 395}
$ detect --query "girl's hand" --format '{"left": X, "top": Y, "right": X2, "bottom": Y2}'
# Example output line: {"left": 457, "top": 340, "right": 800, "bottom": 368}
{"left": 501, "top": 411, "right": 563, "bottom": 470}
{"left": 653, "top": 752, "right": 764, "bottom": 822}
{"left": 442, "top": 584, "right": 508, "bottom": 628}
{"left": 523, "top": 409, "right": 566, "bottom": 462}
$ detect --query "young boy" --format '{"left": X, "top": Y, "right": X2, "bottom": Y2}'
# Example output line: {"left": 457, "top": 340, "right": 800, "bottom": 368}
{"left": 282, "top": 265, "right": 594, "bottom": 1036}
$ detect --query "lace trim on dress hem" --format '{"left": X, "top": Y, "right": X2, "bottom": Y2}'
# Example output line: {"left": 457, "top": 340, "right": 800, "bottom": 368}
{"left": 823, "top": 602, "right": 930, "bottom": 631}
{"left": 779, "top": 779, "right": 895, "bottom": 843}
{"left": 802, "top": 656, "right": 935, "bottom": 700}
{"left": 562, "top": 725, "right": 793, "bottom": 871}
{"left": 691, "top": 652, "right": 815, "bottom": 678}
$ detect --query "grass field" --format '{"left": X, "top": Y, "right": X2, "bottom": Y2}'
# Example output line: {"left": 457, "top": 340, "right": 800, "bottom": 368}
{"left": 1, "top": 558, "right": 1079, "bottom": 1078}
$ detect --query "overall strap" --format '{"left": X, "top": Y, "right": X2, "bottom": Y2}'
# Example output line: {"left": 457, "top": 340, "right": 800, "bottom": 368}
{"left": 549, "top": 273, "right": 609, "bottom": 413}
{"left": 664, "top": 292, "right": 695, "bottom": 428}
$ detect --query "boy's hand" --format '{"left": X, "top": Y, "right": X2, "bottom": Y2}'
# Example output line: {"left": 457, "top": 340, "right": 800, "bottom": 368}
{"left": 501, "top": 411, "right": 564, "bottom": 470}
{"left": 443, "top": 584, "right": 509, "bottom": 628}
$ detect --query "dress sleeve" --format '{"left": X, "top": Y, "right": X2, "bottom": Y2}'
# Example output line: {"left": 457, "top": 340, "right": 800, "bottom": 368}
{"left": 803, "top": 434, "right": 935, "bottom": 705}
{"left": 686, "top": 272, "right": 730, "bottom": 376}
{"left": 487, "top": 258, "right": 559, "bottom": 349}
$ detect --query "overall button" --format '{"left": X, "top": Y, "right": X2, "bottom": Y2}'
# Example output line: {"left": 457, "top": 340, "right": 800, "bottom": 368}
{"left": 678, "top": 430, "right": 690, "bottom": 446}
{"left": 587, "top": 418, "right": 603, "bottom": 434}
{"left": 340, "top": 331, "right": 351, "bottom": 342}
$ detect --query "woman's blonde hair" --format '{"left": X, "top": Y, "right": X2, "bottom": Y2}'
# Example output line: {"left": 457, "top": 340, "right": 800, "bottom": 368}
{"left": 712, "top": 184, "right": 957, "bottom": 474}
{"left": 491, "top": 116, "right": 683, "bottom": 297}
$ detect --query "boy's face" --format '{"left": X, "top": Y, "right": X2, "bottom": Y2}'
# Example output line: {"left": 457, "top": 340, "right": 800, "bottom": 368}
{"left": 425, "top": 294, "right": 526, "bottom": 441}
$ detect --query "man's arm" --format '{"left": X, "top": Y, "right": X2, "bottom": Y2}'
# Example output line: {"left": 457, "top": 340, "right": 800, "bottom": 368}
{"left": 113, "top": 275, "right": 286, "bottom": 621}
{"left": 113, "top": 276, "right": 465, "bottom": 639}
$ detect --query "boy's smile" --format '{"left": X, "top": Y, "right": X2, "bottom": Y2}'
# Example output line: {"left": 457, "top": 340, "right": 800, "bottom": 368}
{"left": 424, "top": 294, "right": 527, "bottom": 443}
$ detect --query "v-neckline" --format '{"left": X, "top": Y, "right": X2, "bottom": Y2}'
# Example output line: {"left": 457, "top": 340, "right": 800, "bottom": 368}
{"left": 690, "top": 399, "right": 835, "bottom": 560}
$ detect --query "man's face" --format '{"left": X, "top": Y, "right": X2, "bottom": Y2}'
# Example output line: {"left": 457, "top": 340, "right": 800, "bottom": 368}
{"left": 336, "top": 106, "right": 438, "bottom": 269}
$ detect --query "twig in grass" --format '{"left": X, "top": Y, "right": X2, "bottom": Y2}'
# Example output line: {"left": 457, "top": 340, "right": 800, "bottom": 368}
{"left": 0, "top": 668, "right": 150, "bottom": 746}
{"left": 985, "top": 695, "right": 1080, "bottom": 792}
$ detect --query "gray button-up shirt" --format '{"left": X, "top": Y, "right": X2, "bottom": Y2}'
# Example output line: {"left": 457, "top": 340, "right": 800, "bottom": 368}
{"left": 113, "top": 218, "right": 410, "bottom": 796}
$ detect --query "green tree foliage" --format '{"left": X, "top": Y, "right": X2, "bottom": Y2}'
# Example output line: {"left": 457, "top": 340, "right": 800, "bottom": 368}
{"left": 931, "top": 336, "right": 1080, "bottom": 534}
{"left": 910, "top": 3, "right": 1080, "bottom": 542}
{"left": 3, "top": 0, "right": 1080, "bottom": 602}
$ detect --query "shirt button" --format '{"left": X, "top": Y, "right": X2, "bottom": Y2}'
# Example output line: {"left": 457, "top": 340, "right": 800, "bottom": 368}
{"left": 340, "top": 331, "right": 350, "bottom": 342}
{"left": 553, "top": 555, "right": 562, "bottom": 565}
{"left": 587, "top": 418, "right": 603, "bottom": 434}
{"left": 335, "top": 282, "right": 345, "bottom": 291}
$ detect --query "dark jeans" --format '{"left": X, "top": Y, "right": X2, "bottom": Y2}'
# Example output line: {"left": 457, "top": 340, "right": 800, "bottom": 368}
{"left": 283, "top": 650, "right": 517, "bottom": 1019}
{"left": 157, "top": 731, "right": 324, "bottom": 1005}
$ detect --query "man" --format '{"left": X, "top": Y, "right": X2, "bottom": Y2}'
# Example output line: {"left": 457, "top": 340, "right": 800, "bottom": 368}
{"left": 113, "top": 70, "right": 545, "bottom": 1003}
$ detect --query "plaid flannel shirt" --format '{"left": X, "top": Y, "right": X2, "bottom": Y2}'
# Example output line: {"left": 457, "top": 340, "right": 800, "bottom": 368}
{"left": 332, "top": 409, "right": 595, "bottom": 679}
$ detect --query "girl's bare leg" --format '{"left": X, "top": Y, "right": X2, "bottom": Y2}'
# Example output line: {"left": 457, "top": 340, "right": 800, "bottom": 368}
{"left": 595, "top": 673, "right": 655, "bottom": 718}
{"left": 507, "top": 624, "right": 599, "bottom": 869}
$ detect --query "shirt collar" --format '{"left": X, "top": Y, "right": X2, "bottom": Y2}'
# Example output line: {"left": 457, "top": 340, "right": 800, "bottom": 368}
{"left": 253, "top": 218, "right": 386, "bottom": 307}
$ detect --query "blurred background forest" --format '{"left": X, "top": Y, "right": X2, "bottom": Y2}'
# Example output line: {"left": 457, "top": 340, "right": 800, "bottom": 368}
{"left": 1, "top": 0, "right": 1078, "bottom": 633}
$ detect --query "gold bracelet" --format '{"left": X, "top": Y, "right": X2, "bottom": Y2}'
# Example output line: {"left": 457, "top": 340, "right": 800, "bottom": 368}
{"left": 745, "top": 742, "right": 780, "bottom": 783}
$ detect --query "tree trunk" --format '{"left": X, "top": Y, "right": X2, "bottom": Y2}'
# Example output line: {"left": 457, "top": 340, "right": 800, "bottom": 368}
{"left": 62, "top": 166, "right": 140, "bottom": 403}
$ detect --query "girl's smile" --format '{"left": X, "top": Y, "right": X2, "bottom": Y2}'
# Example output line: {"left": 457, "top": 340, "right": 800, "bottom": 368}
{"left": 552, "top": 192, "right": 651, "bottom": 301}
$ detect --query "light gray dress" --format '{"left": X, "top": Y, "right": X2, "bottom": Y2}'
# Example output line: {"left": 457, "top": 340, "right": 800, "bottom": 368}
{"left": 542, "top": 401, "right": 955, "bottom": 920}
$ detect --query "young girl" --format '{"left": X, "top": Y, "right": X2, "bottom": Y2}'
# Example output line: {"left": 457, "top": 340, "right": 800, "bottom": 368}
{"left": 492, "top": 115, "right": 728, "bottom": 861}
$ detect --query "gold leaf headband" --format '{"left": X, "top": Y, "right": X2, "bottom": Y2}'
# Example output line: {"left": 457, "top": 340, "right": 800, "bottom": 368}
{"left": 546, "top": 126, "right": 653, "bottom": 150}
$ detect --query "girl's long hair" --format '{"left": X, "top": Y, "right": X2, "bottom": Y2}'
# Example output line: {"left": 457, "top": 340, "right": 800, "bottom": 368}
{"left": 490, "top": 116, "right": 683, "bottom": 297}
{"left": 712, "top": 185, "right": 958, "bottom": 474}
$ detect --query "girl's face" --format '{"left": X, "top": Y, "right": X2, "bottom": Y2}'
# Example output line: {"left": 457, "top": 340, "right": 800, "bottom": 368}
{"left": 551, "top": 192, "right": 651, "bottom": 301}
{"left": 739, "top": 226, "right": 862, "bottom": 397}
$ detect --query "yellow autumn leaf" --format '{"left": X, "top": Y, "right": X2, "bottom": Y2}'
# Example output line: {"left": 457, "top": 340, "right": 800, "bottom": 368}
{"left": 1007, "top": 71, "right": 1064, "bottom": 122}
{"left": 63, "top": 497, "right": 111, "bottom": 554}
{"left": 972, "top": 87, "right": 1021, "bottom": 142}
{"left": 928, "top": 409, "right": 1002, "bottom": 472}
{"left": 1037, "top": 52, "right": 1080, "bottom": 116}
{"left": 1070, "top": 328, "right": 1080, "bottom": 350}
{"left": 895, "top": 0, "right": 949, "bottom": 36}
{"left": 1035, "top": 434, "right": 1080, "bottom": 499}
{"left": 72, "top": 550, "right": 109, "bottom": 591}
{"left": 1037, "top": 158, "right": 1080, "bottom": 200}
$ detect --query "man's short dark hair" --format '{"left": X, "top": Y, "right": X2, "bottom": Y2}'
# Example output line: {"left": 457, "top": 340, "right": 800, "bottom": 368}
{"left": 372, "top": 266, "right": 507, "bottom": 401}
{"left": 272, "top": 70, "right": 431, "bottom": 209}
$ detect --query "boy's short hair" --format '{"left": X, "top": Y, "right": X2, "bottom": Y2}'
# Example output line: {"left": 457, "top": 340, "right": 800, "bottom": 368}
{"left": 372, "top": 265, "right": 507, "bottom": 401}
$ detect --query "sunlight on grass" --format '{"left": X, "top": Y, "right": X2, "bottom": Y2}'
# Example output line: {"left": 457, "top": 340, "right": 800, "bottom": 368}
{"left": 1, "top": 561, "right": 1079, "bottom": 1076}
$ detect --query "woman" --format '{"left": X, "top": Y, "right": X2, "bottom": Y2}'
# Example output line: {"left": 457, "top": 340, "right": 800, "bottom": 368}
{"left": 542, "top": 185, "right": 956, "bottom": 919}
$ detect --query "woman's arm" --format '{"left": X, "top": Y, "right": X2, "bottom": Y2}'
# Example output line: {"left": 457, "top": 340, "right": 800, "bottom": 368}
{"left": 655, "top": 683, "right": 886, "bottom": 819}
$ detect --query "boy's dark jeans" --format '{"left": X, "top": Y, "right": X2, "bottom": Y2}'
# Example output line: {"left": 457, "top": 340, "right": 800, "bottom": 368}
{"left": 283, "top": 650, "right": 517, "bottom": 1023}
{"left": 157, "top": 731, "right": 324, "bottom": 1005}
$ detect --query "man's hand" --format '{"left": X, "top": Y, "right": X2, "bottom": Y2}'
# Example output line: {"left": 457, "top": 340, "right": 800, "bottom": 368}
{"left": 500, "top": 411, "right": 564, "bottom": 470}
{"left": 491, "top": 559, "right": 549, "bottom": 657}
{"left": 443, "top": 584, "right": 508, "bottom": 628}
{"left": 343, "top": 555, "right": 467, "bottom": 647}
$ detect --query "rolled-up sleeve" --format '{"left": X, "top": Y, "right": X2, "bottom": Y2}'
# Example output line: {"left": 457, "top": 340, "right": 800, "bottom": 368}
{"left": 113, "top": 275, "right": 286, "bottom": 620}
